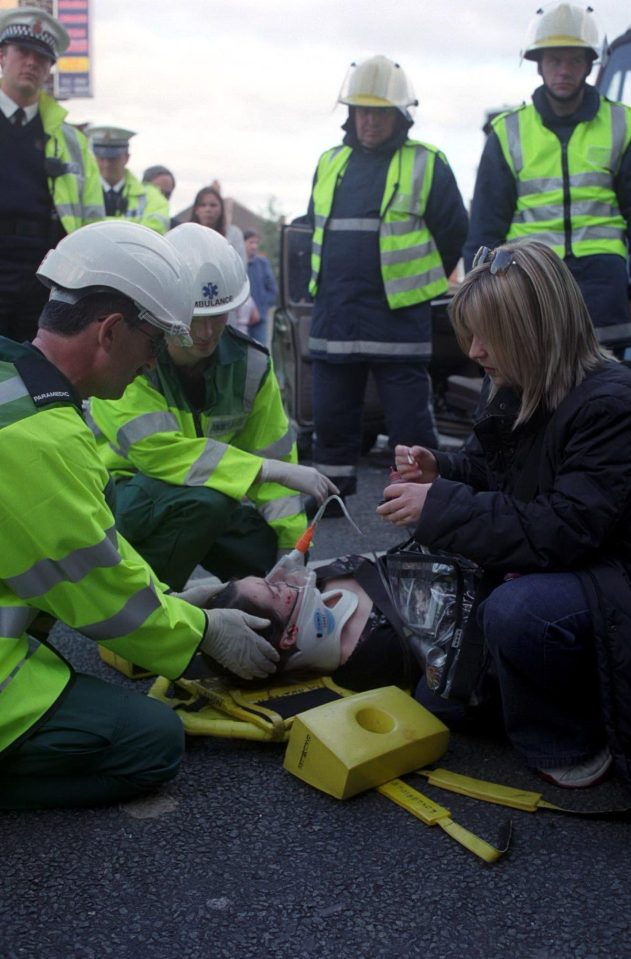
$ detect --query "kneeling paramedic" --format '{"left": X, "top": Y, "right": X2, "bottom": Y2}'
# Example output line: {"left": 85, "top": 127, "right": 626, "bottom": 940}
{"left": 0, "top": 220, "right": 279, "bottom": 811}
{"left": 89, "top": 222, "right": 337, "bottom": 591}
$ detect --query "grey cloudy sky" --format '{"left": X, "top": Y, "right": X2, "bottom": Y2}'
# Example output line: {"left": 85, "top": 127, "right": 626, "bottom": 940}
{"left": 73, "top": 0, "right": 631, "bottom": 222}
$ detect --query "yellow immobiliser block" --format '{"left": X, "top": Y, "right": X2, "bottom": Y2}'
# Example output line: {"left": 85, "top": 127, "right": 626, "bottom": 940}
{"left": 284, "top": 685, "right": 449, "bottom": 799}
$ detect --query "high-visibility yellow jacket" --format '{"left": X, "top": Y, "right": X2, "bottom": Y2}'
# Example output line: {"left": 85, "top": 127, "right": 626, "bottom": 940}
{"left": 492, "top": 96, "right": 631, "bottom": 258}
{"left": 309, "top": 140, "right": 449, "bottom": 309}
{"left": 104, "top": 170, "right": 170, "bottom": 234}
{"left": 40, "top": 92, "right": 104, "bottom": 231}
{"left": 0, "top": 338, "right": 205, "bottom": 756}
{"left": 89, "top": 328, "right": 307, "bottom": 549}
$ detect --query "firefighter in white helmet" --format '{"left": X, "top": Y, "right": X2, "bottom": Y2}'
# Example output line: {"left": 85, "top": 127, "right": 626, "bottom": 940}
{"left": 306, "top": 55, "right": 468, "bottom": 508}
{"left": 465, "top": 3, "right": 631, "bottom": 332}
{"left": 0, "top": 220, "right": 282, "bottom": 811}
{"left": 90, "top": 222, "right": 337, "bottom": 593}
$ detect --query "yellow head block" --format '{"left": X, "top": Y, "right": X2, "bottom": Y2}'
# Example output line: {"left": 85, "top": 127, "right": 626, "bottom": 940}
{"left": 284, "top": 686, "right": 449, "bottom": 799}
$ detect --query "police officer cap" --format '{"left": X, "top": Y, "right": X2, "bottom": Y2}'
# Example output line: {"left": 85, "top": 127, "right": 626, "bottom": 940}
{"left": 0, "top": 6, "right": 69, "bottom": 63}
{"left": 86, "top": 126, "right": 136, "bottom": 158}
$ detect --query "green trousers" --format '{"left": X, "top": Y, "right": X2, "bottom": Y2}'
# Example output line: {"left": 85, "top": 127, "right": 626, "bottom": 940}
{"left": 115, "top": 475, "right": 278, "bottom": 590}
{"left": 0, "top": 674, "right": 184, "bottom": 809}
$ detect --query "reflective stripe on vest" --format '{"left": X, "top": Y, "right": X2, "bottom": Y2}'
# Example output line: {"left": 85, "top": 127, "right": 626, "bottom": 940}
{"left": 308, "top": 337, "right": 431, "bottom": 358}
{"left": 309, "top": 141, "right": 448, "bottom": 308}
{"left": 493, "top": 99, "right": 631, "bottom": 258}
{"left": 5, "top": 526, "right": 120, "bottom": 600}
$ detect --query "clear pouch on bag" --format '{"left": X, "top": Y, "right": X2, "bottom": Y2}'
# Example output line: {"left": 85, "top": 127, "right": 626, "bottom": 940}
{"left": 382, "top": 541, "right": 483, "bottom": 702}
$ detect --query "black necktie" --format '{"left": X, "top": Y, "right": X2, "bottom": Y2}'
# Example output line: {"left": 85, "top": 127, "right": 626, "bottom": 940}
{"left": 105, "top": 188, "right": 119, "bottom": 216}
{"left": 10, "top": 107, "right": 26, "bottom": 127}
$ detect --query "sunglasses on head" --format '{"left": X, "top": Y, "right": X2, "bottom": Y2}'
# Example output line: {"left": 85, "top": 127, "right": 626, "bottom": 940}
{"left": 472, "top": 246, "right": 517, "bottom": 275}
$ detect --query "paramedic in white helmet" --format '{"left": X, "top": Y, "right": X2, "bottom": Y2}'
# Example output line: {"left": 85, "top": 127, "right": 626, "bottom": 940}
{"left": 90, "top": 222, "right": 337, "bottom": 594}
{"left": 464, "top": 3, "right": 631, "bottom": 332}
{"left": 0, "top": 219, "right": 282, "bottom": 811}
{"left": 305, "top": 54, "right": 467, "bottom": 509}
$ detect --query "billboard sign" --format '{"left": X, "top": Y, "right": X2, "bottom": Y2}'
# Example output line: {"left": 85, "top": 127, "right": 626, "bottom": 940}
{"left": 54, "top": 0, "right": 91, "bottom": 98}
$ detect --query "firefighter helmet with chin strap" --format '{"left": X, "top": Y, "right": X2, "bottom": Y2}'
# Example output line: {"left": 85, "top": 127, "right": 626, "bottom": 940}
{"left": 522, "top": 3, "right": 601, "bottom": 62}
{"left": 166, "top": 222, "right": 250, "bottom": 317}
{"left": 36, "top": 220, "right": 194, "bottom": 344}
{"left": 338, "top": 55, "right": 418, "bottom": 111}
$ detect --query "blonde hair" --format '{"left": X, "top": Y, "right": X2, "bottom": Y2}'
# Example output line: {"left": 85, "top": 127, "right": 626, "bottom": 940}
{"left": 449, "top": 240, "right": 613, "bottom": 425}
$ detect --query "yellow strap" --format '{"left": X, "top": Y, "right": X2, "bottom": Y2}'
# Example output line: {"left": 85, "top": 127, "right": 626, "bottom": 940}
{"left": 377, "top": 779, "right": 510, "bottom": 863}
{"left": 416, "top": 767, "right": 560, "bottom": 813}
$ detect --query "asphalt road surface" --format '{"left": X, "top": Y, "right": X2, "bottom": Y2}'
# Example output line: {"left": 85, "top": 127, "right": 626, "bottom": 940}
{"left": 3, "top": 453, "right": 631, "bottom": 959}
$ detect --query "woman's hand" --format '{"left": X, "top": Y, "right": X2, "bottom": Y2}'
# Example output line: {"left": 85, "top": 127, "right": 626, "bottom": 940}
{"left": 376, "top": 482, "right": 432, "bottom": 526}
{"left": 393, "top": 445, "right": 439, "bottom": 484}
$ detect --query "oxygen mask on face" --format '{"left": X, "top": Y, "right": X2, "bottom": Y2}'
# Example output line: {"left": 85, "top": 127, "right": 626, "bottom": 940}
{"left": 263, "top": 495, "right": 363, "bottom": 673}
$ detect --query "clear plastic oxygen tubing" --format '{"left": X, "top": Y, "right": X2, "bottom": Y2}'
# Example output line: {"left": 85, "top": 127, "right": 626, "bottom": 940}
{"left": 266, "top": 495, "right": 364, "bottom": 583}
{"left": 295, "top": 494, "right": 363, "bottom": 553}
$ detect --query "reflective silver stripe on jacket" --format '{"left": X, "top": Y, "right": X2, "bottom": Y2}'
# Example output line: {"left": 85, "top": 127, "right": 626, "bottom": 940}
{"left": 115, "top": 411, "right": 180, "bottom": 457}
{"left": 505, "top": 112, "right": 523, "bottom": 173}
{"left": 0, "top": 637, "right": 39, "bottom": 693}
{"left": 385, "top": 267, "right": 445, "bottom": 296}
{"left": 55, "top": 202, "right": 84, "bottom": 220}
{"left": 63, "top": 123, "right": 85, "bottom": 194}
{"left": 184, "top": 440, "right": 228, "bottom": 486}
{"left": 381, "top": 239, "right": 435, "bottom": 265}
{"left": 510, "top": 225, "right": 624, "bottom": 244}
{"left": 255, "top": 429, "right": 295, "bottom": 459}
{"left": 244, "top": 348, "right": 268, "bottom": 412}
{"left": 514, "top": 201, "right": 621, "bottom": 222}
{"left": 312, "top": 462, "right": 356, "bottom": 477}
{"left": 259, "top": 493, "right": 304, "bottom": 522}
{"left": 0, "top": 606, "right": 36, "bottom": 638}
{"left": 5, "top": 527, "right": 120, "bottom": 600}
{"left": 80, "top": 584, "right": 162, "bottom": 641}
{"left": 610, "top": 103, "right": 628, "bottom": 172}
{"left": 516, "top": 172, "right": 615, "bottom": 195}
{"left": 309, "top": 338, "right": 431, "bottom": 357}
{"left": 131, "top": 194, "right": 147, "bottom": 218}
{"left": 0, "top": 375, "right": 29, "bottom": 406}
{"left": 326, "top": 218, "right": 380, "bottom": 232}
{"left": 84, "top": 406, "right": 102, "bottom": 439}
{"left": 83, "top": 204, "right": 105, "bottom": 223}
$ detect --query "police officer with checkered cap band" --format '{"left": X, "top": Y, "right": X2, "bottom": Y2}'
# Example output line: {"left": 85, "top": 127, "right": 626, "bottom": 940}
{"left": 86, "top": 124, "right": 171, "bottom": 236}
{"left": 0, "top": 6, "right": 104, "bottom": 343}
{"left": 0, "top": 6, "right": 69, "bottom": 61}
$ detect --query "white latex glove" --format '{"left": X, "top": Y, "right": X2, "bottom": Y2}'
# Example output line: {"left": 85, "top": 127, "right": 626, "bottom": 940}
{"left": 201, "top": 609, "right": 279, "bottom": 680}
{"left": 259, "top": 459, "right": 339, "bottom": 504}
{"left": 173, "top": 577, "right": 227, "bottom": 608}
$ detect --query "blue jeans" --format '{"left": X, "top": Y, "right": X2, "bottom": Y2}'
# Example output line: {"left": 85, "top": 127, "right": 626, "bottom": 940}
{"left": 480, "top": 573, "right": 605, "bottom": 767}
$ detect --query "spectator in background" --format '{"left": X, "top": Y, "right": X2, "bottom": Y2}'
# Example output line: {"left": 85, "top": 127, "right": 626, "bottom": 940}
{"left": 191, "top": 185, "right": 246, "bottom": 263}
{"left": 242, "top": 229, "right": 278, "bottom": 346}
{"left": 0, "top": 6, "right": 103, "bottom": 341}
{"left": 142, "top": 165, "right": 176, "bottom": 201}
{"left": 86, "top": 126, "right": 170, "bottom": 235}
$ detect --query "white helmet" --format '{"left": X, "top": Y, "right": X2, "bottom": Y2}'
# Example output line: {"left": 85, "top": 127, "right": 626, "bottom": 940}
{"left": 522, "top": 3, "right": 601, "bottom": 62}
{"left": 166, "top": 223, "right": 250, "bottom": 317}
{"left": 338, "top": 55, "right": 418, "bottom": 110}
{"left": 37, "top": 221, "right": 193, "bottom": 343}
